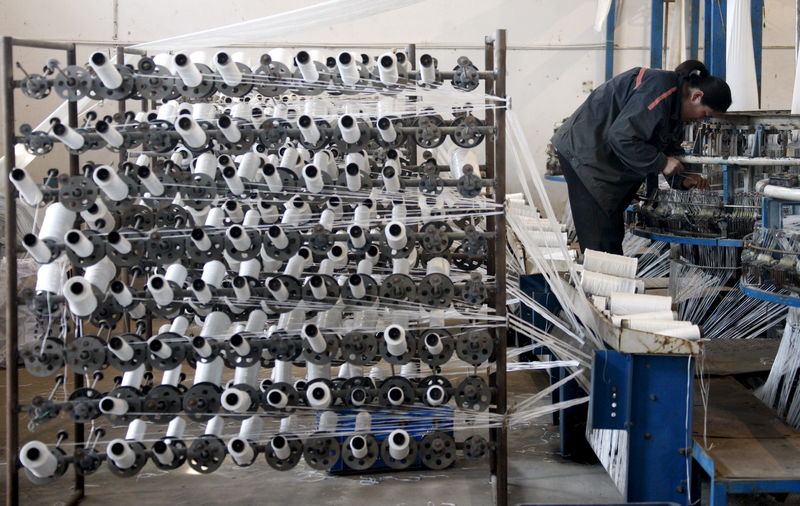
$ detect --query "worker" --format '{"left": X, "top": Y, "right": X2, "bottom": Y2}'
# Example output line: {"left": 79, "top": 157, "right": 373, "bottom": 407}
{"left": 551, "top": 60, "right": 731, "bottom": 254}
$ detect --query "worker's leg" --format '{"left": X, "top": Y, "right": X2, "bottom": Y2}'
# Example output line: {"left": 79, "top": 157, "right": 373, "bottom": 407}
{"left": 605, "top": 183, "right": 642, "bottom": 255}
{"left": 558, "top": 154, "right": 623, "bottom": 254}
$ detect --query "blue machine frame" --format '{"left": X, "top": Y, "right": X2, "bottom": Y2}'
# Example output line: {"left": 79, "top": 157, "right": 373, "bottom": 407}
{"left": 590, "top": 350, "right": 695, "bottom": 504}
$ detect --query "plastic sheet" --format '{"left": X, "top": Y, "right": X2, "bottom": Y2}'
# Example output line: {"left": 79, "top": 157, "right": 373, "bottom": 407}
{"left": 726, "top": 0, "right": 760, "bottom": 111}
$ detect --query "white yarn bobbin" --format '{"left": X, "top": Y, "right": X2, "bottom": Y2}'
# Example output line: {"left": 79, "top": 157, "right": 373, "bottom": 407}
{"left": 39, "top": 202, "right": 75, "bottom": 243}
{"left": 377, "top": 116, "right": 397, "bottom": 143}
{"left": 581, "top": 271, "right": 637, "bottom": 297}
{"left": 84, "top": 256, "right": 116, "bottom": 292}
{"left": 378, "top": 53, "right": 399, "bottom": 85}
{"left": 338, "top": 115, "right": 361, "bottom": 144}
{"left": 9, "top": 167, "right": 43, "bottom": 206}
{"left": 584, "top": 249, "right": 638, "bottom": 279}
{"left": 173, "top": 52, "right": 203, "bottom": 87}
{"left": 383, "top": 325, "right": 407, "bottom": 356}
{"left": 51, "top": 122, "right": 85, "bottom": 150}
{"left": 64, "top": 276, "right": 97, "bottom": 316}
{"left": 20, "top": 441, "right": 58, "bottom": 478}
{"left": 214, "top": 51, "right": 243, "bottom": 86}
{"left": 194, "top": 356, "right": 224, "bottom": 385}
{"left": 93, "top": 165, "right": 129, "bottom": 201}
{"left": 388, "top": 430, "right": 410, "bottom": 460}
{"left": 295, "top": 50, "right": 320, "bottom": 82}
{"left": 609, "top": 293, "right": 673, "bottom": 315}
{"left": 89, "top": 51, "right": 123, "bottom": 88}
{"left": 175, "top": 115, "right": 207, "bottom": 149}
{"left": 337, "top": 51, "right": 360, "bottom": 85}
{"left": 385, "top": 221, "right": 407, "bottom": 250}
{"left": 418, "top": 53, "right": 437, "bottom": 84}
{"left": 106, "top": 439, "right": 136, "bottom": 469}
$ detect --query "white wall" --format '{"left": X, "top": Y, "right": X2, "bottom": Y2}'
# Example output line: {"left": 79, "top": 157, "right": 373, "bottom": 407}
{"left": 0, "top": 0, "right": 796, "bottom": 212}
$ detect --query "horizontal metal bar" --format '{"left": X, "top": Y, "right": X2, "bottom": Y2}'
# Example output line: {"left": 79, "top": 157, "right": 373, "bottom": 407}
{"left": 11, "top": 38, "right": 74, "bottom": 51}
{"left": 678, "top": 155, "right": 800, "bottom": 166}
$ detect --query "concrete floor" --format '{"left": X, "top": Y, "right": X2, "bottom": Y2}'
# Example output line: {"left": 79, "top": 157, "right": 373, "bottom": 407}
{"left": 1, "top": 368, "right": 626, "bottom": 505}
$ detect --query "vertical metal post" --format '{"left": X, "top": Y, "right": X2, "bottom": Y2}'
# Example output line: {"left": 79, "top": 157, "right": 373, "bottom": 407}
{"left": 116, "top": 47, "right": 126, "bottom": 168}
{"left": 405, "top": 43, "right": 417, "bottom": 167}
{"left": 3, "top": 35, "right": 19, "bottom": 506}
{"left": 690, "top": 0, "right": 700, "bottom": 59}
{"left": 605, "top": 0, "right": 617, "bottom": 80}
{"left": 484, "top": 35, "right": 496, "bottom": 487}
{"left": 66, "top": 44, "right": 85, "bottom": 504}
{"left": 491, "top": 28, "right": 508, "bottom": 506}
{"left": 651, "top": 0, "right": 665, "bottom": 68}
{"left": 751, "top": 0, "right": 763, "bottom": 96}
{"left": 706, "top": 0, "right": 727, "bottom": 78}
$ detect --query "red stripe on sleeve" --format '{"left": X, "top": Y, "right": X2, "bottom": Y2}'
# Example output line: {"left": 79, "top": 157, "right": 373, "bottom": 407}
{"left": 634, "top": 68, "right": 647, "bottom": 89}
{"left": 647, "top": 86, "right": 678, "bottom": 110}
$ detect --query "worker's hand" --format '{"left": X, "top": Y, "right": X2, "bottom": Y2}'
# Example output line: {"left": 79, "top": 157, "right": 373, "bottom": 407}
{"left": 681, "top": 173, "right": 709, "bottom": 190}
{"left": 662, "top": 157, "right": 685, "bottom": 178}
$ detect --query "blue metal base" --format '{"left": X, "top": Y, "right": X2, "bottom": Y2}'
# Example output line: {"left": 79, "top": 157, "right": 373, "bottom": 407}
{"left": 327, "top": 408, "right": 454, "bottom": 474}
{"left": 519, "top": 275, "right": 595, "bottom": 461}
{"left": 590, "top": 350, "right": 694, "bottom": 505}
{"left": 544, "top": 174, "right": 566, "bottom": 183}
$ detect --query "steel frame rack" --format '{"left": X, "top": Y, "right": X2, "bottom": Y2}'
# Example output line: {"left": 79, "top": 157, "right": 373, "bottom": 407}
{"left": 2, "top": 30, "right": 509, "bottom": 506}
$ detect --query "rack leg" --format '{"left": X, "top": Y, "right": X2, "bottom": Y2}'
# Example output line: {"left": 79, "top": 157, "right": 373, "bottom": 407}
{"left": 3, "top": 35, "right": 20, "bottom": 506}
{"left": 485, "top": 28, "right": 508, "bottom": 506}
{"left": 66, "top": 44, "right": 85, "bottom": 503}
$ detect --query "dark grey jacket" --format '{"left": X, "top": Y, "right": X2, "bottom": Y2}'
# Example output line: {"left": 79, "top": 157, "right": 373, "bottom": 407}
{"left": 551, "top": 67, "right": 685, "bottom": 216}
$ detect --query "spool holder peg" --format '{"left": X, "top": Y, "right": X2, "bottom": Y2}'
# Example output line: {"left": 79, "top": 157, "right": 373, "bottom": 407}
{"left": 21, "top": 337, "right": 65, "bottom": 377}
{"left": 339, "top": 332, "right": 380, "bottom": 366}
{"left": 142, "top": 384, "right": 183, "bottom": 424}
{"left": 454, "top": 375, "right": 492, "bottom": 411}
{"left": 65, "top": 334, "right": 107, "bottom": 374}
{"left": 56, "top": 173, "right": 98, "bottom": 212}
{"left": 379, "top": 273, "right": 417, "bottom": 303}
{"left": 379, "top": 433, "right": 419, "bottom": 470}
{"left": 182, "top": 383, "right": 223, "bottom": 422}
{"left": 264, "top": 434, "right": 304, "bottom": 471}
{"left": 418, "top": 330, "right": 455, "bottom": 368}
{"left": 455, "top": 330, "right": 494, "bottom": 366}
{"left": 340, "top": 376, "right": 377, "bottom": 407}
{"left": 341, "top": 433, "right": 380, "bottom": 470}
{"left": 378, "top": 329, "right": 418, "bottom": 365}
{"left": 102, "top": 386, "right": 143, "bottom": 424}
{"left": 107, "top": 333, "right": 147, "bottom": 372}
{"left": 303, "top": 433, "right": 341, "bottom": 471}
{"left": 419, "top": 431, "right": 457, "bottom": 470}
{"left": 186, "top": 435, "right": 227, "bottom": 474}
{"left": 378, "top": 375, "right": 416, "bottom": 407}
{"left": 149, "top": 439, "right": 188, "bottom": 470}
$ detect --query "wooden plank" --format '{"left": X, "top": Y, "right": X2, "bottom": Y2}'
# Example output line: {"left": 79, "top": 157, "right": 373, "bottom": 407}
{"left": 693, "top": 377, "right": 794, "bottom": 439}
{"left": 697, "top": 436, "right": 800, "bottom": 480}
{"left": 700, "top": 338, "right": 780, "bottom": 375}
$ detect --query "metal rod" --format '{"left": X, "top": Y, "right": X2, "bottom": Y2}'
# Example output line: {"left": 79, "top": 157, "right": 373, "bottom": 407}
{"left": 483, "top": 33, "right": 497, "bottom": 487}
{"left": 605, "top": 0, "right": 617, "bottom": 80}
{"left": 677, "top": 155, "right": 800, "bottom": 166}
{"left": 121, "top": 47, "right": 147, "bottom": 56}
{"left": 116, "top": 46, "right": 126, "bottom": 168}
{"left": 11, "top": 38, "right": 73, "bottom": 50}
{"left": 66, "top": 43, "right": 85, "bottom": 504}
{"left": 494, "top": 28, "right": 508, "bottom": 506}
{"left": 405, "top": 43, "right": 417, "bottom": 167}
{"left": 3, "top": 35, "right": 19, "bottom": 506}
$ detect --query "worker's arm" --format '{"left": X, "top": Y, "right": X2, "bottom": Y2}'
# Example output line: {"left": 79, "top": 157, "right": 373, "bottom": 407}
{"left": 606, "top": 83, "right": 678, "bottom": 178}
